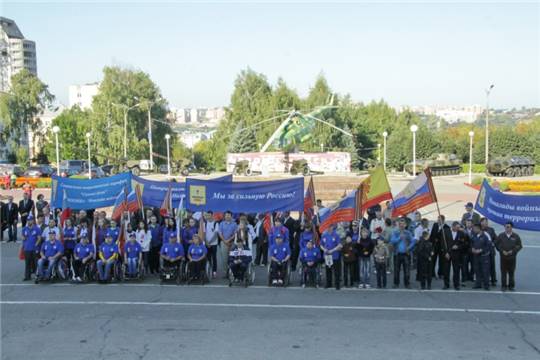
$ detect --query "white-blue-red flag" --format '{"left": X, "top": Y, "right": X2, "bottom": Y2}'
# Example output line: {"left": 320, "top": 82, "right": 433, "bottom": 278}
{"left": 391, "top": 168, "right": 438, "bottom": 217}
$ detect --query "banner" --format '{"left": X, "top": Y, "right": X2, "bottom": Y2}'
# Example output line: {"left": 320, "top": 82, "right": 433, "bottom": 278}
{"left": 131, "top": 174, "right": 232, "bottom": 209}
{"left": 51, "top": 172, "right": 131, "bottom": 210}
{"left": 186, "top": 177, "right": 304, "bottom": 213}
{"left": 475, "top": 180, "right": 540, "bottom": 232}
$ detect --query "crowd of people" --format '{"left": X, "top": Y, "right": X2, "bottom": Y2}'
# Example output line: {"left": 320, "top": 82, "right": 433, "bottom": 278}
{"left": 1, "top": 194, "right": 524, "bottom": 291}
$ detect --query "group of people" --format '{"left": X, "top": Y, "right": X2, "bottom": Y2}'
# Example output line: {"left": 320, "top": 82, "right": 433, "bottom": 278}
{"left": 2, "top": 193, "right": 524, "bottom": 292}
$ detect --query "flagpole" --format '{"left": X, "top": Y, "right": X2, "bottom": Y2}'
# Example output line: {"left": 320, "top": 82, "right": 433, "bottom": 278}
{"left": 428, "top": 168, "right": 448, "bottom": 254}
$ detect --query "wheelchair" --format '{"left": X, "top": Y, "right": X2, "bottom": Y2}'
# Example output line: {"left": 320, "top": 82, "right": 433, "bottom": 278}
{"left": 160, "top": 259, "right": 184, "bottom": 285}
{"left": 299, "top": 262, "right": 322, "bottom": 288}
{"left": 80, "top": 260, "right": 97, "bottom": 283}
{"left": 227, "top": 249, "right": 255, "bottom": 287}
{"left": 186, "top": 258, "right": 210, "bottom": 285}
{"left": 267, "top": 260, "right": 291, "bottom": 287}
{"left": 123, "top": 258, "right": 146, "bottom": 281}
{"left": 35, "top": 257, "right": 68, "bottom": 283}
{"left": 97, "top": 259, "right": 123, "bottom": 283}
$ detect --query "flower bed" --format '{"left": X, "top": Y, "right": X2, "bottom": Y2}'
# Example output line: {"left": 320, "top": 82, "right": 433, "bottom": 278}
{"left": 466, "top": 178, "right": 540, "bottom": 193}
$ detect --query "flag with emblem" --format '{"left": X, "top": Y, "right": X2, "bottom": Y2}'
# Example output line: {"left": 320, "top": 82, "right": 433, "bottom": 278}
{"left": 356, "top": 166, "right": 392, "bottom": 215}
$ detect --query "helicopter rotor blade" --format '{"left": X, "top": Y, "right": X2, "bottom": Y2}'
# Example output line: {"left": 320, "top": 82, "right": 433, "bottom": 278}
{"left": 306, "top": 114, "right": 353, "bottom": 137}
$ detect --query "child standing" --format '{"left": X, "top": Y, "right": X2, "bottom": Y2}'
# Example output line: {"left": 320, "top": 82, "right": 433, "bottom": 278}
{"left": 342, "top": 235, "right": 357, "bottom": 288}
{"left": 373, "top": 237, "right": 389, "bottom": 288}
{"left": 357, "top": 227, "right": 374, "bottom": 288}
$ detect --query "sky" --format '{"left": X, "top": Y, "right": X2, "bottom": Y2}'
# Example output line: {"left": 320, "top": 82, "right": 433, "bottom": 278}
{"left": 2, "top": 1, "right": 539, "bottom": 109}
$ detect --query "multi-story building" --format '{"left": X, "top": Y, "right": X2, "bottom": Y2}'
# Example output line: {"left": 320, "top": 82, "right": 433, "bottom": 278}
{"left": 0, "top": 17, "right": 37, "bottom": 161}
{"left": 0, "top": 17, "right": 37, "bottom": 92}
{"left": 68, "top": 83, "right": 99, "bottom": 109}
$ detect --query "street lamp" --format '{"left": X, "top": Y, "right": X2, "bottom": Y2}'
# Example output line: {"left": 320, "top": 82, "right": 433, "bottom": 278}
{"left": 165, "top": 134, "right": 171, "bottom": 177}
{"left": 485, "top": 84, "right": 494, "bottom": 164}
{"left": 144, "top": 98, "right": 161, "bottom": 171}
{"left": 468, "top": 131, "right": 474, "bottom": 184}
{"left": 377, "top": 143, "right": 381, "bottom": 164}
{"left": 320, "top": 143, "right": 324, "bottom": 152}
{"left": 52, "top": 126, "right": 60, "bottom": 176}
{"left": 111, "top": 102, "right": 141, "bottom": 158}
{"left": 410, "top": 125, "right": 418, "bottom": 176}
{"left": 85, "top": 132, "right": 92, "bottom": 179}
{"left": 382, "top": 131, "right": 388, "bottom": 171}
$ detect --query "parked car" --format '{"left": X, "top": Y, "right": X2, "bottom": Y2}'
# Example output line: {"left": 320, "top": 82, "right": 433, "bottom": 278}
{"left": 158, "top": 164, "right": 169, "bottom": 174}
{"left": 23, "top": 164, "right": 55, "bottom": 178}
{"left": 59, "top": 160, "right": 86, "bottom": 174}
{"left": 0, "top": 164, "right": 24, "bottom": 177}
{"left": 100, "top": 164, "right": 115, "bottom": 176}
{"left": 59, "top": 167, "right": 80, "bottom": 178}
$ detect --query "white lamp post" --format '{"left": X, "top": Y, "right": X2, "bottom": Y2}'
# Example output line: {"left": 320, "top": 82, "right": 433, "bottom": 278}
{"left": 410, "top": 125, "right": 418, "bottom": 176}
{"left": 468, "top": 131, "right": 474, "bottom": 184}
{"left": 377, "top": 143, "right": 381, "bottom": 164}
{"left": 320, "top": 143, "right": 324, "bottom": 152}
{"left": 52, "top": 126, "right": 60, "bottom": 176}
{"left": 112, "top": 102, "right": 140, "bottom": 159}
{"left": 485, "top": 84, "right": 494, "bottom": 164}
{"left": 85, "top": 132, "right": 92, "bottom": 179}
{"left": 382, "top": 131, "right": 388, "bottom": 171}
{"left": 165, "top": 134, "right": 171, "bottom": 177}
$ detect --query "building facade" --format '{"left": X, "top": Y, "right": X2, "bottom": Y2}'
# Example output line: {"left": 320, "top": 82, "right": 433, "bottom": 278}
{"left": 68, "top": 83, "right": 99, "bottom": 109}
{"left": 0, "top": 17, "right": 37, "bottom": 92}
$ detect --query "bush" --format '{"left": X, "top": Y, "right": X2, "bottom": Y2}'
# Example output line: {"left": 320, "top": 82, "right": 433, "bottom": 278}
{"left": 36, "top": 179, "right": 52, "bottom": 188}
{"left": 462, "top": 164, "right": 486, "bottom": 174}
{"left": 471, "top": 176, "right": 485, "bottom": 186}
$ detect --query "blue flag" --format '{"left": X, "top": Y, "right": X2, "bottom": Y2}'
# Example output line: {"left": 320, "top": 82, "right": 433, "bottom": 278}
{"left": 475, "top": 180, "right": 540, "bottom": 232}
{"left": 51, "top": 172, "right": 132, "bottom": 210}
{"left": 186, "top": 177, "right": 304, "bottom": 213}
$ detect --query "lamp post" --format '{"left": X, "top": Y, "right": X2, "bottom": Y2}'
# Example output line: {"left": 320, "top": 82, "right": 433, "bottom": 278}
{"left": 485, "top": 84, "right": 494, "bottom": 164}
{"left": 377, "top": 143, "right": 381, "bottom": 164}
{"left": 165, "top": 134, "right": 171, "bottom": 177}
{"left": 382, "top": 131, "right": 388, "bottom": 171}
{"left": 410, "top": 125, "right": 418, "bottom": 176}
{"left": 52, "top": 126, "right": 60, "bottom": 175}
{"left": 112, "top": 102, "right": 140, "bottom": 159}
{"left": 468, "top": 131, "right": 474, "bottom": 184}
{"left": 320, "top": 143, "right": 324, "bottom": 152}
{"left": 85, "top": 132, "right": 92, "bottom": 179}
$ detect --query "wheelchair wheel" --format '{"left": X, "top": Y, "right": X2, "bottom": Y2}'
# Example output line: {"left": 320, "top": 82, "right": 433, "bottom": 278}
{"left": 284, "top": 262, "right": 291, "bottom": 287}
{"left": 114, "top": 262, "right": 124, "bottom": 281}
{"left": 55, "top": 259, "right": 68, "bottom": 281}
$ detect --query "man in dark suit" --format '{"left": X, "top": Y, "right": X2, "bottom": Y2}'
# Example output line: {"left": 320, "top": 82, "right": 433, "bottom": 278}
{"left": 429, "top": 214, "right": 451, "bottom": 281}
{"left": 283, "top": 211, "right": 300, "bottom": 271}
{"left": 0, "top": 198, "right": 6, "bottom": 242}
{"left": 481, "top": 217, "right": 498, "bottom": 287}
{"left": 4, "top": 196, "right": 19, "bottom": 242}
{"left": 448, "top": 221, "right": 467, "bottom": 290}
{"left": 18, "top": 192, "right": 35, "bottom": 228}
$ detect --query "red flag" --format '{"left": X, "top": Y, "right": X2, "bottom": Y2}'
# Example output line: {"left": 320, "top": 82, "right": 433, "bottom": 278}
{"left": 304, "top": 176, "right": 316, "bottom": 219}
{"left": 160, "top": 185, "right": 172, "bottom": 218}
{"left": 263, "top": 213, "right": 273, "bottom": 235}
{"left": 18, "top": 247, "right": 25, "bottom": 260}
{"left": 117, "top": 219, "right": 126, "bottom": 257}
{"left": 354, "top": 182, "right": 364, "bottom": 221}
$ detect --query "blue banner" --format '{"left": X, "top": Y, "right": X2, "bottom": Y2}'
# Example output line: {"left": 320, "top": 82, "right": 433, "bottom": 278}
{"left": 475, "top": 180, "right": 540, "bottom": 232}
{"left": 131, "top": 173, "right": 233, "bottom": 209}
{"left": 51, "top": 172, "right": 132, "bottom": 210}
{"left": 186, "top": 177, "right": 304, "bottom": 213}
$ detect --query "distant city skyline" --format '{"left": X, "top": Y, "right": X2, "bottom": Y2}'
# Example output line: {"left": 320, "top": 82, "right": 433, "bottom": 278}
{"left": 2, "top": 1, "right": 539, "bottom": 109}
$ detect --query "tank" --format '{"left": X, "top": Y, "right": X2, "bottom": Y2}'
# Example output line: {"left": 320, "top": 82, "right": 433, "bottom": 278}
{"left": 487, "top": 156, "right": 535, "bottom": 177}
{"left": 404, "top": 153, "right": 463, "bottom": 176}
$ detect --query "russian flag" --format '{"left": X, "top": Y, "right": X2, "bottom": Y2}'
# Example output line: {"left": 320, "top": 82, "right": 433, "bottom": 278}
{"left": 304, "top": 176, "right": 316, "bottom": 219}
{"left": 391, "top": 168, "right": 438, "bottom": 217}
{"left": 319, "top": 191, "right": 356, "bottom": 233}
{"left": 111, "top": 187, "right": 128, "bottom": 222}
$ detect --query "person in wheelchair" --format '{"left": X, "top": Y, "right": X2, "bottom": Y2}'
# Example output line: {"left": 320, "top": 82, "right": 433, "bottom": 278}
{"left": 124, "top": 232, "right": 142, "bottom": 279}
{"left": 228, "top": 240, "right": 252, "bottom": 284}
{"left": 35, "top": 231, "right": 64, "bottom": 283}
{"left": 97, "top": 233, "right": 119, "bottom": 282}
{"left": 269, "top": 234, "right": 291, "bottom": 286}
{"left": 187, "top": 234, "right": 207, "bottom": 283}
{"left": 72, "top": 235, "right": 95, "bottom": 282}
{"left": 300, "top": 239, "right": 321, "bottom": 287}
{"left": 160, "top": 233, "right": 185, "bottom": 276}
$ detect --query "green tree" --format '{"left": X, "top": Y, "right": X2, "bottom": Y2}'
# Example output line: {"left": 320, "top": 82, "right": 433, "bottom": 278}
{"left": 305, "top": 74, "right": 333, "bottom": 109}
{"left": 43, "top": 107, "right": 92, "bottom": 163}
{"left": 227, "top": 121, "right": 258, "bottom": 153}
{"left": 90, "top": 66, "right": 171, "bottom": 162}
{"left": 0, "top": 69, "right": 54, "bottom": 161}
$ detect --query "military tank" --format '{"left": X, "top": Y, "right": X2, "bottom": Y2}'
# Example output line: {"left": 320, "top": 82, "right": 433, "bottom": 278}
{"left": 486, "top": 156, "right": 535, "bottom": 177}
{"left": 404, "top": 153, "right": 462, "bottom": 176}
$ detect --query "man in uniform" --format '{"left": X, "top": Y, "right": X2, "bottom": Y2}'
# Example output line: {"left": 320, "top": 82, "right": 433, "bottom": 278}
{"left": 21, "top": 215, "right": 40, "bottom": 281}
{"left": 461, "top": 202, "right": 480, "bottom": 226}
{"left": 471, "top": 223, "right": 491, "bottom": 290}
{"left": 4, "top": 196, "right": 18, "bottom": 242}
{"left": 269, "top": 233, "right": 291, "bottom": 286}
{"left": 36, "top": 231, "right": 64, "bottom": 283}
{"left": 495, "top": 222, "right": 522, "bottom": 291}
{"left": 320, "top": 224, "right": 342, "bottom": 290}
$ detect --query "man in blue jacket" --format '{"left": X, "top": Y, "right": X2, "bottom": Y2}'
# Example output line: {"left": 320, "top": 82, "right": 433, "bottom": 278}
{"left": 391, "top": 218, "right": 416, "bottom": 288}
{"left": 299, "top": 239, "right": 321, "bottom": 287}
{"left": 269, "top": 234, "right": 291, "bottom": 286}
{"left": 36, "top": 231, "right": 64, "bottom": 283}
{"left": 320, "top": 224, "right": 342, "bottom": 290}
{"left": 21, "top": 215, "right": 40, "bottom": 281}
